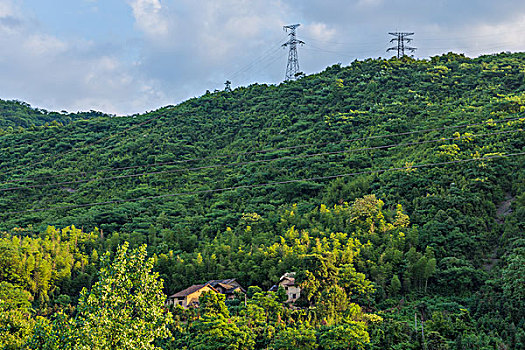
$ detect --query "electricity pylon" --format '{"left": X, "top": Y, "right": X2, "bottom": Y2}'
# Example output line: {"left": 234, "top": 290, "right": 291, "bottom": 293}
{"left": 387, "top": 32, "right": 416, "bottom": 58}
{"left": 282, "top": 24, "right": 305, "bottom": 81}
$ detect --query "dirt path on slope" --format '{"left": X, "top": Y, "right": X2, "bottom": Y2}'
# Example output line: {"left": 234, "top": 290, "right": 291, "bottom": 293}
{"left": 483, "top": 193, "right": 515, "bottom": 271}
{"left": 496, "top": 193, "right": 514, "bottom": 224}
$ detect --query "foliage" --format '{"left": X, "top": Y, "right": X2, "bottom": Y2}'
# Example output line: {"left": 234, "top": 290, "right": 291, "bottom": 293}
{"left": 0, "top": 282, "right": 35, "bottom": 349}
{"left": 0, "top": 99, "right": 107, "bottom": 132}
{"left": 0, "top": 52, "right": 524, "bottom": 348}
{"left": 187, "top": 292, "right": 255, "bottom": 350}
{"left": 26, "top": 242, "right": 172, "bottom": 350}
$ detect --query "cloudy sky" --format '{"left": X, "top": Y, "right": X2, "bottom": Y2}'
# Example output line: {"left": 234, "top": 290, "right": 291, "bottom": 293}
{"left": 0, "top": 0, "right": 524, "bottom": 115}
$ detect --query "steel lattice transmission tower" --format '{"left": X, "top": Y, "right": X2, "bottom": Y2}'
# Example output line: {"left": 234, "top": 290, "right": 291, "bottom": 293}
{"left": 282, "top": 24, "right": 305, "bottom": 81}
{"left": 387, "top": 32, "right": 417, "bottom": 58}
{"left": 224, "top": 80, "right": 232, "bottom": 92}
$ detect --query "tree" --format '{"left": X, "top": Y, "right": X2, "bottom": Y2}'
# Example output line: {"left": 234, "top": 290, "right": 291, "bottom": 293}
{"left": 188, "top": 291, "right": 255, "bottom": 350}
{"left": 424, "top": 258, "right": 437, "bottom": 292}
{"left": 273, "top": 323, "right": 317, "bottom": 350}
{"left": 501, "top": 247, "right": 525, "bottom": 316}
{"left": 26, "top": 312, "right": 77, "bottom": 350}
{"left": 73, "top": 242, "right": 171, "bottom": 350}
{"left": 276, "top": 286, "right": 288, "bottom": 303}
{"left": 318, "top": 322, "right": 370, "bottom": 350}
{"left": 389, "top": 275, "right": 401, "bottom": 296}
{"left": 0, "top": 282, "right": 35, "bottom": 349}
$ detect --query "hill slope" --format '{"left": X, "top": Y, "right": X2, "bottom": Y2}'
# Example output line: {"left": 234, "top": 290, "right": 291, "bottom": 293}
{"left": 1, "top": 53, "right": 523, "bottom": 237}
{"left": 0, "top": 99, "right": 109, "bottom": 131}
{"left": 0, "top": 52, "right": 524, "bottom": 348}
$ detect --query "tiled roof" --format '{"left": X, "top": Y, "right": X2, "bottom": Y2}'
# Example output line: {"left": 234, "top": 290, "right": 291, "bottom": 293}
{"left": 280, "top": 277, "right": 295, "bottom": 286}
{"left": 207, "top": 278, "right": 237, "bottom": 286}
{"left": 207, "top": 279, "right": 246, "bottom": 293}
{"left": 169, "top": 284, "right": 214, "bottom": 298}
{"left": 217, "top": 282, "right": 233, "bottom": 290}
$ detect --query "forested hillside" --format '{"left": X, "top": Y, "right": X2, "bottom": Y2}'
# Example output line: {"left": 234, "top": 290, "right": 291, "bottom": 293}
{"left": 0, "top": 52, "right": 524, "bottom": 349}
{"left": 0, "top": 99, "right": 108, "bottom": 131}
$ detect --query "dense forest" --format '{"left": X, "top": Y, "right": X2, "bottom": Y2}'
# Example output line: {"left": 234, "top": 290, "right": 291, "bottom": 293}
{"left": 0, "top": 100, "right": 109, "bottom": 131}
{"left": 0, "top": 52, "right": 524, "bottom": 349}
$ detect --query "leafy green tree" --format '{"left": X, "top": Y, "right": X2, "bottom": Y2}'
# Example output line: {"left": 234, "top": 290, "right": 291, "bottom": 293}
{"left": 246, "top": 285, "right": 262, "bottom": 299}
{"left": 188, "top": 291, "right": 255, "bottom": 350}
{"left": 276, "top": 286, "right": 288, "bottom": 303}
{"left": 239, "top": 298, "right": 273, "bottom": 349}
{"left": 0, "top": 282, "right": 35, "bottom": 349}
{"left": 318, "top": 322, "right": 370, "bottom": 350}
{"left": 389, "top": 275, "right": 401, "bottom": 296}
{"left": 500, "top": 245, "right": 525, "bottom": 325}
{"left": 424, "top": 258, "right": 437, "bottom": 292}
{"left": 273, "top": 323, "right": 317, "bottom": 350}
{"left": 74, "top": 242, "right": 171, "bottom": 349}
{"left": 41, "top": 242, "right": 173, "bottom": 350}
{"left": 25, "top": 312, "right": 77, "bottom": 350}
{"left": 501, "top": 247, "right": 525, "bottom": 306}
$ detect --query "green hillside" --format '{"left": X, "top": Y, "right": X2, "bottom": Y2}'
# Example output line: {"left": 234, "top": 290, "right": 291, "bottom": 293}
{"left": 0, "top": 52, "right": 524, "bottom": 349}
{"left": 0, "top": 99, "right": 109, "bottom": 131}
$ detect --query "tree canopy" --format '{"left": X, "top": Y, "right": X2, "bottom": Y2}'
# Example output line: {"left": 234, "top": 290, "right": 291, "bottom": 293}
{"left": 0, "top": 52, "right": 524, "bottom": 349}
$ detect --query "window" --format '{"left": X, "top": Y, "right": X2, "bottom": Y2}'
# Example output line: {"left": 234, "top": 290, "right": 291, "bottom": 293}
{"left": 292, "top": 294, "right": 296, "bottom": 299}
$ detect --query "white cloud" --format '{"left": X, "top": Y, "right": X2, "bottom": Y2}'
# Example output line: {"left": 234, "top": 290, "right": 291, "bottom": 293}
{"left": 466, "top": 14, "right": 525, "bottom": 52}
{"left": 117, "top": 0, "right": 294, "bottom": 107}
{"left": 415, "top": 13, "right": 525, "bottom": 57}
{"left": 23, "top": 34, "right": 67, "bottom": 55}
{"left": 306, "top": 22, "right": 337, "bottom": 42}
{"left": 0, "top": 1, "right": 169, "bottom": 115}
{"left": 357, "top": 0, "right": 383, "bottom": 7}
{"left": 0, "top": 0, "right": 15, "bottom": 16}
{"left": 127, "top": 0, "right": 169, "bottom": 38}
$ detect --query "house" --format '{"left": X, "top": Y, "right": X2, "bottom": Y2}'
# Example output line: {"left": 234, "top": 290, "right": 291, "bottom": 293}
{"left": 167, "top": 284, "right": 218, "bottom": 308}
{"left": 269, "top": 272, "right": 301, "bottom": 303}
{"left": 206, "top": 279, "right": 246, "bottom": 300}
{"left": 167, "top": 278, "right": 246, "bottom": 308}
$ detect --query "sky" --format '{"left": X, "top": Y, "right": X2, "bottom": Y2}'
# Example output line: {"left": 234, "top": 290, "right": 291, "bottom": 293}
{"left": 0, "top": 0, "right": 524, "bottom": 115}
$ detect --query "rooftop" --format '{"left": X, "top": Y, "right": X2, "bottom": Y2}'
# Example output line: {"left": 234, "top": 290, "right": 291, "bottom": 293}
{"left": 169, "top": 284, "right": 216, "bottom": 298}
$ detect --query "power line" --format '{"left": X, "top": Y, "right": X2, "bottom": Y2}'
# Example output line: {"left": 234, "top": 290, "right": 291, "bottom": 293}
{"left": 236, "top": 51, "right": 286, "bottom": 82}
{"left": 4, "top": 152, "right": 524, "bottom": 215}
{"left": 2, "top": 116, "right": 523, "bottom": 185}
{"left": 302, "top": 33, "right": 523, "bottom": 60}
{"left": 304, "top": 41, "right": 521, "bottom": 59}
{"left": 305, "top": 44, "right": 376, "bottom": 55}
{"left": 0, "top": 128, "right": 521, "bottom": 192}
{"left": 228, "top": 44, "right": 285, "bottom": 81}
{"left": 0, "top": 113, "right": 167, "bottom": 180}
{"left": 224, "top": 35, "right": 289, "bottom": 83}
{"left": 36, "top": 114, "right": 165, "bottom": 167}
{"left": 1, "top": 52, "right": 522, "bottom": 183}
{"left": 416, "top": 26, "right": 525, "bottom": 41}
{"left": 302, "top": 27, "right": 525, "bottom": 47}
{"left": 300, "top": 36, "right": 382, "bottom": 48}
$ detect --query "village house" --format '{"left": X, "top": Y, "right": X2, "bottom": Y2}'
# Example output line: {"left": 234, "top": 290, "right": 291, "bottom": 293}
{"left": 269, "top": 272, "right": 301, "bottom": 303}
{"left": 167, "top": 278, "right": 245, "bottom": 308}
{"left": 167, "top": 284, "right": 218, "bottom": 308}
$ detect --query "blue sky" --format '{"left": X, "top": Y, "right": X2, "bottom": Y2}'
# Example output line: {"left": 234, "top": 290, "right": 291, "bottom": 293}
{"left": 0, "top": 0, "right": 524, "bottom": 115}
{"left": 23, "top": 1, "right": 133, "bottom": 42}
